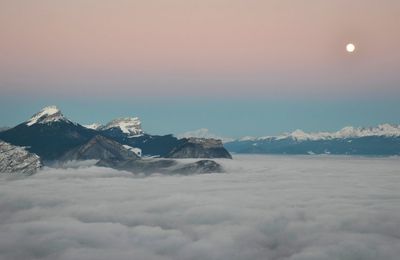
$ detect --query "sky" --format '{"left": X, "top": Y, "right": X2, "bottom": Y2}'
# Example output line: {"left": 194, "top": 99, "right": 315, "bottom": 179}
{"left": 0, "top": 0, "right": 399, "bottom": 136}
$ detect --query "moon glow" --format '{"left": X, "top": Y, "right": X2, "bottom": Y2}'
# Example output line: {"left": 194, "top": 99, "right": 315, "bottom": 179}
{"left": 346, "top": 43, "right": 356, "bottom": 53}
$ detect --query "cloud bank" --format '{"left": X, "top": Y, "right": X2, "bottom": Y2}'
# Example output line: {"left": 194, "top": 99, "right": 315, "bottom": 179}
{"left": 0, "top": 155, "right": 400, "bottom": 260}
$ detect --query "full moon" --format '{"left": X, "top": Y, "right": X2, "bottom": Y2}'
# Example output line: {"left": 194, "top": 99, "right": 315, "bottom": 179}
{"left": 346, "top": 43, "right": 356, "bottom": 53}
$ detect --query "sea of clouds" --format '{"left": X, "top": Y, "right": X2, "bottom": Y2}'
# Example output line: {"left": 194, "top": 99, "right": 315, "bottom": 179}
{"left": 0, "top": 155, "right": 400, "bottom": 260}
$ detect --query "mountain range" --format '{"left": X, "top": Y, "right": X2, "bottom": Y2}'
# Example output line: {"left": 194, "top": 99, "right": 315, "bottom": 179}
{"left": 1, "top": 105, "right": 399, "bottom": 173}
{"left": 0, "top": 106, "right": 231, "bottom": 164}
{"left": 223, "top": 125, "right": 400, "bottom": 155}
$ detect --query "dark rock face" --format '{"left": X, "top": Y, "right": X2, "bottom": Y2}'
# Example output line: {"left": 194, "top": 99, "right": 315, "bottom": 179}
{"left": 60, "top": 135, "right": 140, "bottom": 163}
{"left": 167, "top": 138, "right": 232, "bottom": 159}
{"left": 97, "top": 158, "right": 223, "bottom": 175}
{"left": 101, "top": 129, "right": 182, "bottom": 157}
{"left": 0, "top": 141, "right": 41, "bottom": 175}
{"left": 0, "top": 122, "right": 97, "bottom": 161}
{"left": 173, "top": 160, "right": 223, "bottom": 174}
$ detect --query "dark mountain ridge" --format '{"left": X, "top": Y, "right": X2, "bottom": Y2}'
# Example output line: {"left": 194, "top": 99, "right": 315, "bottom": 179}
{"left": 0, "top": 107, "right": 97, "bottom": 161}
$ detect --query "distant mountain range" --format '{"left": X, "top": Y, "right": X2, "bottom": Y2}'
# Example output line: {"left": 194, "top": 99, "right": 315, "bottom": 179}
{"left": 1, "top": 106, "right": 399, "bottom": 164}
{"left": 224, "top": 125, "right": 400, "bottom": 155}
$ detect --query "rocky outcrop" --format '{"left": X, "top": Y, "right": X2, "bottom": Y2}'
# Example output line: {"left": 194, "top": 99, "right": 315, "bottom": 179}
{"left": 167, "top": 138, "right": 232, "bottom": 159}
{"left": 59, "top": 135, "right": 224, "bottom": 174}
{"left": 0, "top": 141, "right": 41, "bottom": 175}
{"left": 172, "top": 160, "right": 223, "bottom": 174}
{"left": 98, "top": 158, "right": 224, "bottom": 175}
{"left": 60, "top": 135, "right": 140, "bottom": 163}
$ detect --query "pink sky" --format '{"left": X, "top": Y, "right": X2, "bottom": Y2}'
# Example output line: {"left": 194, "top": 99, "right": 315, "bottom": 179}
{"left": 0, "top": 0, "right": 399, "bottom": 97}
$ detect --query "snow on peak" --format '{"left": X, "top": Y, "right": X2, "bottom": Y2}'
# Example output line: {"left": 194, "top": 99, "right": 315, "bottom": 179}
{"left": 26, "top": 106, "right": 69, "bottom": 126}
{"left": 102, "top": 117, "right": 143, "bottom": 136}
{"left": 84, "top": 123, "right": 103, "bottom": 130}
{"left": 271, "top": 124, "right": 400, "bottom": 141}
{"left": 333, "top": 124, "right": 400, "bottom": 139}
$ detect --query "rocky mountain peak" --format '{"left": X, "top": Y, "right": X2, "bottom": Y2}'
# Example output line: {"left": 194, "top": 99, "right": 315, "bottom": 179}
{"left": 26, "top": 106, "right": 70, "bottom": 126}
{"left": 60, "top": 135, "right": 140, "bottom": 163}
{"left": 102, "top": 117, "right": 143, "bottom": 136}
{"left": 167, "top": 137, "right": 232, "bottom": 159}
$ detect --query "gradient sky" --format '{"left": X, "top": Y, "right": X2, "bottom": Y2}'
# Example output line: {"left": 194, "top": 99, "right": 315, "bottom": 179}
{"left": 0, "top": 0, "right": 399, "bottom": 136}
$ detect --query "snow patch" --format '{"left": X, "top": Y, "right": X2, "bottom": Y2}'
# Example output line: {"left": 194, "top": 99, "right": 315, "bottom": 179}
{"left": 84, "top": 123, "right": 103, "bottom": 130}
{"left": 123, "top": 145, "right": 142, "bottom": 157}
{"left": 26, "top": 106, "right": 69, "bottom": 126}
{"left": 102, "top": 117, "right": 143, "bottom": 136}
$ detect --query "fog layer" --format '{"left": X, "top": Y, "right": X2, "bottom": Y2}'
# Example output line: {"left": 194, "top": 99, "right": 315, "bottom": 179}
{"left": 1, "top": 155, "right": 399, "bottom": 260}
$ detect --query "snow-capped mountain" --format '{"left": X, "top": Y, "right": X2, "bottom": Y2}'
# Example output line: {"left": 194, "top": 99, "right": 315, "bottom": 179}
{"left": 102, "top": 117, "right": 143, "bottom": 136}
{"left": 85, "top": 117, "right": 196, "bottom": 157}
{"left": 26, "top": 106, "right": 71, "bottom": 126}
{"left": 241, "top": 124, "right": 400, "bottom": 142}
{"left": 84, "top": 117, "right": 142, "bottom": 135}
{"left": 225, "top": 124, "right": 400, "bottom": 156}
{"left": 0, "top": 106, "right": 97, "bottom": 160}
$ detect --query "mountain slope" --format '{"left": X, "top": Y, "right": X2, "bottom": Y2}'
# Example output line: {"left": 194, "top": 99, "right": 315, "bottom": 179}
{"left": 0, "top": 141, "right": 41, "bottom": 175}
{"left": 60, "top": 135, "right": 140, "bottom": 162}
{"left": 0, "top": 127, "right": 10, "bottom": 133}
